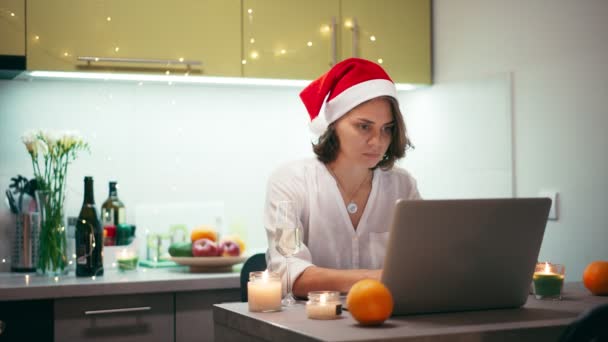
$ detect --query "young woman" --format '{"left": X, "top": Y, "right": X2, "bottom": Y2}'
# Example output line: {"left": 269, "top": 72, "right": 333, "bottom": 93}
{"left": 264, "top": 58, "right": 421, "bottom": 298}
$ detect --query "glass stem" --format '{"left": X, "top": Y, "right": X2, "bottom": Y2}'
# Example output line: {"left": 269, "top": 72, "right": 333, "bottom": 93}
{"left": 286, "top": 255, "right": 292, "bottom": 297}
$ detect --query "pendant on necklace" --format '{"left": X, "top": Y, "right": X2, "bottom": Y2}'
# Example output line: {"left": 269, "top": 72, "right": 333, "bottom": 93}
{"left": 347, "top": 202, "right": 358, "bottom": 214}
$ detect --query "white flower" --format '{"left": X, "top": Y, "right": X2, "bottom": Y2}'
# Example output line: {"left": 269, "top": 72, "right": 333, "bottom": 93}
{"left": 42, "top": 129, "right": 60, "bottom": 147}
{"left": 21, "top": 130, "right": 39, "bottom": 155}
{"left": 59, "top": 130, "right": 77, "bottom": 150}
{"left": 36, "top": 138, "right": 49, "bottom": 156}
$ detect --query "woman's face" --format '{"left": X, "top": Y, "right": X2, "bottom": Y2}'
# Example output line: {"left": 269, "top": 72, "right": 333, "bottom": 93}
{"left": 333, "top": 97, "right": 395, "bottom": 169}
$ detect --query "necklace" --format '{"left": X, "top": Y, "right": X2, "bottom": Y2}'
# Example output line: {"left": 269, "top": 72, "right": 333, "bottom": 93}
{"left": 327, "top": 166, "right": 372, "bottom": 214}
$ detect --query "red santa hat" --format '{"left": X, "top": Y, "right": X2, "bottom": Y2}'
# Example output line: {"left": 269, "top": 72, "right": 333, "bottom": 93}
{"left": 300, "top": 57, "right": 397, "bottom": 135}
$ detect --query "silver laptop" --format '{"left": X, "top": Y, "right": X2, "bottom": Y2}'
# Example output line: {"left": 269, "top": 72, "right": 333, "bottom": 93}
{"left": 381, "top": 198, "right": 551, "bottom": 316}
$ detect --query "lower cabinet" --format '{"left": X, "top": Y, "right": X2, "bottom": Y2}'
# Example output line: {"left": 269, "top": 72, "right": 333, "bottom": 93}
{"left": 54, "top": 293, "right": 174, "bottom": 342}
{"left": 175, "top": 289, "right": 241, "bottom": 342}
{"left": 0, "top": 299, "right": 53, "bottom": 341}
{"left": 0, "top": 288, "right": 241, "bottom": 342}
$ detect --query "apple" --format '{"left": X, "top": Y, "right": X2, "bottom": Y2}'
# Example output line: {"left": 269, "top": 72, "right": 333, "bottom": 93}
{"left": 220, "top": 240, "right": 241, "bottom": 256}
{"left": 192, "top": 238, "right": 221, "bottom": 257}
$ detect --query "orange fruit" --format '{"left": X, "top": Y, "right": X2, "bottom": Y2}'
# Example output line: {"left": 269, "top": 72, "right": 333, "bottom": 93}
{"left": 346, "top": 279, "right": 393, "bottom": 325}
{"left": 583, "top": 260, "right": 608, "bottom": 295}
{"left": 190, "top": 226, "right": 217, "bottom": 242}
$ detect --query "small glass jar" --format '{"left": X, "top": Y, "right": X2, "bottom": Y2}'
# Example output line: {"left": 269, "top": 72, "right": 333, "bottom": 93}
{"left": 115, "top": 240, "right": 139, "bottom": 271}
{"left": 248, "top": 271, "right": 282, "bottom": 312}
{"left": 532, "top": 262, "right": 565, "bottom": 300}
{"left": 306, "top": 291, "right": 342, "bottom": 320}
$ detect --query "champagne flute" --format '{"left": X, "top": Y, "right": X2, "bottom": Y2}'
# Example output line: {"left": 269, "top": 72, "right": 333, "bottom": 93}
{"left": 274, "top": 200, "right": 301, "bottom": 306}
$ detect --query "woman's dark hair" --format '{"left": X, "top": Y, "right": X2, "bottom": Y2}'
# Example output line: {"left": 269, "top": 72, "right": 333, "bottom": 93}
{"left": 312, "top": 96, "right": 413, "bottom": 170}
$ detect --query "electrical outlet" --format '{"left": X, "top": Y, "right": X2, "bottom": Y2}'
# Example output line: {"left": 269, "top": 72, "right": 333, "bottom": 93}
{"left": 539, "top": 191, "right": 559, "bottom": 220}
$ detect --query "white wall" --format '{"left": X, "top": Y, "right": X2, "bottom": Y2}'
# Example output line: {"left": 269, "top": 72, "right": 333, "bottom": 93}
{"left": 400, "top": 73, "right": 513, "bottom": 199}
{"left": 5, "top": 1, "right": 599, "bottom": 279}
{"left": 0, "top": 73, "right": 512, "bottom": 271}
{"left": 433, "top": 0, "right": 608, "bottom": 279}
{"left": 0, "top": 79, "right": 313, "bottom": 270}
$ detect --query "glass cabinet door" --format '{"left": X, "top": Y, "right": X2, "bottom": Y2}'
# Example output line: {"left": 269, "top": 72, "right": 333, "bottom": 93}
{"left": 340, "top": 0, "right": 431, "bottom": 84}
{"left": 27, "top": 0, "right": 241, "bottom": 76}
{"left": 242, "top": 0, "right": 340, "bottom": 80}
{"left": 0, "top": 0, "right": 25, "bottom": 55}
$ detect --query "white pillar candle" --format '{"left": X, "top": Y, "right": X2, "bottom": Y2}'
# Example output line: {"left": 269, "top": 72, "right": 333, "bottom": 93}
{"left": 306, "top": 291, "right": 342, "bottom": 320}
{"left": 248, "top": 270, "right": 282, "bottom": 312}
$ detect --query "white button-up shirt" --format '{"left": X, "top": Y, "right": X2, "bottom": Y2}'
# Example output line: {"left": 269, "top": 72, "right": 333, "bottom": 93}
{"left": 264, "top": 158, "right": 421, "bottom": 292}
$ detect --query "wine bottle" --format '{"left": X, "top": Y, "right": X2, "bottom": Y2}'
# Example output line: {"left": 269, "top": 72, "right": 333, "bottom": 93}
{"left": 75, "top": 176, "right": 104, "bottom": 277}
{"left": 101, "top": 181, "right": 126, "bottom": 228}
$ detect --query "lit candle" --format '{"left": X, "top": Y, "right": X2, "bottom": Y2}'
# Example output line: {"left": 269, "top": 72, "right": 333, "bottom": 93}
{"left": 116, "top": 249, "right": 138, "bottom": 271}
{"left": 306, "top": 291, "right": 342, "bottom": 320}
{"left": 247, "top": 270, "right": 282, "bottom": 312}
{"left": 533, "top": 262, "right": 565, "bottom": 300}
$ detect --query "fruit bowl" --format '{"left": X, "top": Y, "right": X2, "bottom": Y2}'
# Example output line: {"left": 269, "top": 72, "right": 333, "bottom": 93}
{"left": 170, "top": 255, "right": 247, "bottom": 273}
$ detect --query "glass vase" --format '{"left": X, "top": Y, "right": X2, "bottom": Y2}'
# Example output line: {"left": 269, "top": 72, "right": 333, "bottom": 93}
{"left": 36, "top": 190, "right": 69, "bottom": 276}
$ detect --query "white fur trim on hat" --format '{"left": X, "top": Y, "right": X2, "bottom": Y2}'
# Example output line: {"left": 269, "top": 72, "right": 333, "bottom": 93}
{"left": 309, "top": 79, "right": 397, "bottom": 136}
{"left": 327, "top": 79, "right": 397, "bottom": 122}
{"left": 310, "top": 79, "right": 397, "bottom": 136}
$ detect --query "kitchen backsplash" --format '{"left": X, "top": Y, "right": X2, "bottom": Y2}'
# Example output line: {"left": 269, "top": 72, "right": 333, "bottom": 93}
{"left": 0, "top": 75, "right": 512, "bottom": 270}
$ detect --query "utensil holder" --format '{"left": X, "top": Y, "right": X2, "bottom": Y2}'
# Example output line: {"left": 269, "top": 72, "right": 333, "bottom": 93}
{"left": 11, "top": 212, "right": 40, "bottom": 272}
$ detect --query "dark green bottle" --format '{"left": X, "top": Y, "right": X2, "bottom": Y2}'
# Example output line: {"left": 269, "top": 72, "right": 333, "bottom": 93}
{"left": 75, "top": 176, "right": 104, "bottom": 277}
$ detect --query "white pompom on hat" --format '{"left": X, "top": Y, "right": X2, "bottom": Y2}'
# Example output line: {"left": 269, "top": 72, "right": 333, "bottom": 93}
{"left": 299, "top": 58, "right": 397, "bottom": 135}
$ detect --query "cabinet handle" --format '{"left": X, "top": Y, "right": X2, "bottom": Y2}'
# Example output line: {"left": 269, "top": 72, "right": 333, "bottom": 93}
{"left": 77, "top": 56, "right": 202, "bottom": 68}
{"left": 352, "top": 17, "right": 359, "bottom": 58}
{"left": 84, "top": 306, "right": 151, "bottom": 316}
{"left": 330, "top": 17, "right": 337, "bottom": 66}
{"left": 0, "top": 320, "right": 5, "bottom": 335}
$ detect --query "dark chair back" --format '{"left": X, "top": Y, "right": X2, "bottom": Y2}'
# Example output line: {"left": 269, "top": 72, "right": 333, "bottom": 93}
{"left": 559, "top": 303, "right": 608, "bottom": 342}
{"left": 240, "top": 253, "right": 267, "bottom": 302}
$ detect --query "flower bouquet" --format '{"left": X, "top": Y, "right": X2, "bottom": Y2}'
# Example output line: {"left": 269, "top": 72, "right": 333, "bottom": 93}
{"left": 22, "top": 130, "right": 89, "bottom": 275}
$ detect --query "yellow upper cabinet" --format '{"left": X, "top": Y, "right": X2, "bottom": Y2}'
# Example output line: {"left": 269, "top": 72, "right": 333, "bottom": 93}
{"left": 0, "top": 0, "right": 25, "bottom": 55}
{"left": 242, "top": 0, "right": 431, "bottom": 83}
{"left": 341, "top": 0, "right": 431, "bottom": 84}
{"left": 27, "top": 0, "right": 241, "bottom": 76}
{"left": 242, "top": 0, "right": 340, "bottom": 80}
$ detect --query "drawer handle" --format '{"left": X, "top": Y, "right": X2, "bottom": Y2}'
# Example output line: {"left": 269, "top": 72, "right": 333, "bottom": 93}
{"left": 352, "top": 17, "right": 359, "bottom": 58}
{"left": 330, "top": 16, "right": 337, "bottom": 66}
{"left": 77, "top": 56, "right": 202, "bottom": 67}
{"left": 84, "top": 306, "right": 151, "bottom": 316}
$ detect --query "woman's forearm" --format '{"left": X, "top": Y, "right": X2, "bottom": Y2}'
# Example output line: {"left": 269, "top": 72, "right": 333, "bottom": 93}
{"left": 292, "top": 266, "right": 381, "bottom": 298}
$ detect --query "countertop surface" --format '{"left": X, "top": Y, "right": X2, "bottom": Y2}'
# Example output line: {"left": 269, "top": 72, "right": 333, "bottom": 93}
{"left": 214, "top": 283, "right": 608, "bottom": 342}
{"left": 0, "top": 266, "right": 241, "bottom": 301}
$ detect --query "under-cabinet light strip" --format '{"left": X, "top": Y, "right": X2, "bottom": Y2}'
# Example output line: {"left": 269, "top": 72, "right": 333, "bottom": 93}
{"left": 26, "top": 70, "right": 418, "bottom": 90}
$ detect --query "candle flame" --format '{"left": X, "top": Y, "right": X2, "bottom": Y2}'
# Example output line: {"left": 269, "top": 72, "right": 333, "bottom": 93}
{"left": 320, "top": 293, "right": 327, "bottom": 304}
{"left": 262, "top": 270, "right": 269, "bottom": 281}
{"left": 544, "top": 262, "right": 551, "bottom": 273}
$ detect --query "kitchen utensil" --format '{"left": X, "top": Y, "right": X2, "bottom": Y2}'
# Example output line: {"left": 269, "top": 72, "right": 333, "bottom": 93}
{"left": 24, "top": 178, "right": 38, "bottom": 197}
{"left": 9, "top": 175, "right": 29, "bottom": 213}
{"left": 5, "top": 190, "right": 18, "bottom": 214}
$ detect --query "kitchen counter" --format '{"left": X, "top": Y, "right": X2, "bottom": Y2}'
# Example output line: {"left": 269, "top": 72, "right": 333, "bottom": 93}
{"left": 0, "top": 266, "right": 240, "bottom": 301}
{"left": 213, "top": 282, "right": 608, "bottom": 342}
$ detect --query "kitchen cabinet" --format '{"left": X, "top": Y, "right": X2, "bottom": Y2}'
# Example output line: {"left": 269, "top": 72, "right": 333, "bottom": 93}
{"left": 0, "top": 299, "right": 53, "bottom": 341}
{"left": 242, "top": 0, "right": 431, "bottom": 84}
{"left": 0, "top": 0, "right": 25, "bottom": 56}
{"left": 175, "top": 289, "right": 241, "bottom": 342}
{"left": 26, "top": 0, "right": 241, "bottom": 76}
{"left": 242, "top": 0, "right": 340, "bottom": 80}
{"left": 54, "top": 293, "right": 174, "bottom": 342}
{"left": 341, "top": 0, "right": 431, "bottom": 84}
{"left": 0, "top": 0, "right": 26, "bottom": 79}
